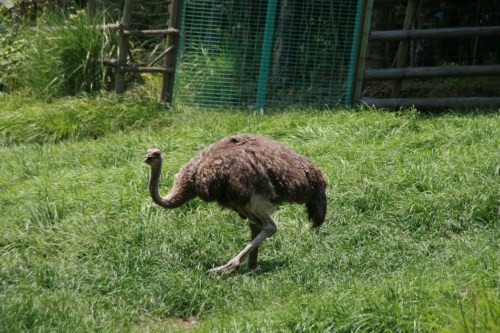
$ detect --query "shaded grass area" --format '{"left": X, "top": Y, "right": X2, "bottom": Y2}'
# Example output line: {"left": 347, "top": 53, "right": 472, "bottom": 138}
{"left": 0, "top": 96, "right": 498, "bottom": 332}
{"left": 0, "top": 93, "right": 165, "bottom": 144}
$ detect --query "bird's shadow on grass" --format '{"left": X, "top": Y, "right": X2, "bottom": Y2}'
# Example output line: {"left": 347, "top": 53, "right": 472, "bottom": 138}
{"left": 252, "top": 258, "right": 290, "bottom": 274}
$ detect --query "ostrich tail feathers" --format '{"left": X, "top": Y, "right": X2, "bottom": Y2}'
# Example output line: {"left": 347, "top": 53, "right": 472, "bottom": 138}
{"left": 307, "top": 189, "right": 327, "bottom": 229}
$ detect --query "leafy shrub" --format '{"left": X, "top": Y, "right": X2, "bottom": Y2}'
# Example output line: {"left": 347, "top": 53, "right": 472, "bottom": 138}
{"left": 0, "top": 5, "right": 28, "bottom": 92}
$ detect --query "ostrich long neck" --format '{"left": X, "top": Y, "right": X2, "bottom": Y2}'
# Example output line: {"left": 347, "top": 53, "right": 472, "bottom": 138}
{"left": 148, "top": 160, "right": 186, "bottom": 209}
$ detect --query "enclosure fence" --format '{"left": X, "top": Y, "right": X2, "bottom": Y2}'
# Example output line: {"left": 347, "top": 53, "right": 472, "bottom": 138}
{"left": 360, "top": 0, "right": 500, "bottom": 108}
{"left": 174, "top": 0, "right": 364, "bottom": 109}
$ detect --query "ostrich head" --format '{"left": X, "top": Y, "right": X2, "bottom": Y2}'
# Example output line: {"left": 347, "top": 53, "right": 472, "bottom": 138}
{"left": 144, "top": 148, "right": 162, "bottom": 165}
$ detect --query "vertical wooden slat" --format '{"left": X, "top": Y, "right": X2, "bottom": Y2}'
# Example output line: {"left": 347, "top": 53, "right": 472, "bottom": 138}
{"left": 115, "top": 0, "right": 134, "bottom": 94}
{"left": 390, "top": 0, "right": 418, "bottom": 98}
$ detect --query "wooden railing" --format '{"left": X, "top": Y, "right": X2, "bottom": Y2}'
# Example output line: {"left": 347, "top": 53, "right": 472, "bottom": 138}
{"left": 113, "top": 0, "right": 184, "bottom": 104}
{"left": 358, "top": 0, "right": 500, "bottom": 109}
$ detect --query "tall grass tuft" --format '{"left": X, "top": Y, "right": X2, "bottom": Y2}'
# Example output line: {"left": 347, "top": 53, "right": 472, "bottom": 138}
{"left": 17, "top": 10, "right": 116, "bottom": 98}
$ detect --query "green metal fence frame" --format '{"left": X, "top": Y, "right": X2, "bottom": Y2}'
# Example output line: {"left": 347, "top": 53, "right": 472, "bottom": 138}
{"left": 174, "top": 0, "right": 372, "bottom": 109}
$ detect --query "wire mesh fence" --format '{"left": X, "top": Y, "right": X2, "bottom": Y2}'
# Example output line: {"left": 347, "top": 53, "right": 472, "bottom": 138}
{"left": 174, "top": 0, "right": 363, "bottom": 109}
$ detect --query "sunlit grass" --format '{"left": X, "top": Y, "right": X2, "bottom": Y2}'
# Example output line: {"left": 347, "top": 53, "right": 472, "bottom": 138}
{"left": 0, "top": 97, "right": 498, "bottom": 332}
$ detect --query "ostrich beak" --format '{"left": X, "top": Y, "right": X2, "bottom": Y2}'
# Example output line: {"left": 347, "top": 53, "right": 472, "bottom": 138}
{"left": 144, "top": 148, "right": 161, "bottom": 163}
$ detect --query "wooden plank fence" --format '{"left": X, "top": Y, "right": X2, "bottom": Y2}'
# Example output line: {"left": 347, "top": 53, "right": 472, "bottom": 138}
{"left": 369, "top": 26, "right": 500, "bottom": 41}
{"left": 365, "top": 65, "right": 500, "bottom": 80}
{"left": 112, "top": 0, "right": 183, "bottom": 104}
{"left": 357, "top": 0, "right": 500, "bottom": 109}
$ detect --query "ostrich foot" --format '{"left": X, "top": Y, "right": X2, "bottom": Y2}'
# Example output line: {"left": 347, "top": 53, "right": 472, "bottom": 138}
{"left": 208, "top": 259, "right": 241, "bottom": 274}
{"left": 208, "top": 219, "right": 275, "bottom": 274}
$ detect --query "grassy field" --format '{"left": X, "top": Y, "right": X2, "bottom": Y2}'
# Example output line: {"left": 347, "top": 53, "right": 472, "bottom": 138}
{"left": 0, "top": 93, "right": 498, "bottom": 332}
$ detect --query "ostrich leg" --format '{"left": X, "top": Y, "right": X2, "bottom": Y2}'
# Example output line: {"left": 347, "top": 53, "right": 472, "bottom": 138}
{"left": 248, "top": 223, "right": 261, "bottom": 270}
{"left": 209, "top": 215, "right": 277, "bottom": 273}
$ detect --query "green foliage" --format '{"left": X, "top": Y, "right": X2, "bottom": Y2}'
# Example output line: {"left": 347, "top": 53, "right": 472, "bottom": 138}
{"left": 176, "top": 46, "right": 245, "bottom": 107}
{"left": 0, "top": 30, "right": 28, "bottom": 92}
{"left": 13, "top": 10, "right": 116, "bottom": 98}
{"left": 0, "top": 96, "right": 498, "bottom": 332}
{"left": 0, "top": 5, "right": 27, "bottom": 92}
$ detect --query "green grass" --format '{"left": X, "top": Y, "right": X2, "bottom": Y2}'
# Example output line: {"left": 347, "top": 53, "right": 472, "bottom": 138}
{"left": 0, "top": 94, "right": 498, "bottom": 332}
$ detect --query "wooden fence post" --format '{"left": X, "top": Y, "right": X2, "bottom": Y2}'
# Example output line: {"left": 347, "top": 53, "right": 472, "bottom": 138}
{"left": 362, "top": 23, "right": 500, "bottom": 108}
{"left": 160, "top": 0, "right": 184, "bottom": 104}
{"left": 87, "top": 0, "right": 96, "bottom": 22}
{"left": 391, "top": 0, "right": 418, "bottom": 98}
{"left": 115, "top": 0, "right": 134, "bottom": 94}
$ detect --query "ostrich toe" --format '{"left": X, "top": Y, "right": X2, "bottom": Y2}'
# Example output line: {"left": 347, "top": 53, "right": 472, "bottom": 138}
{"left": 208, "top": 259, "right": 241, "bottom": 274}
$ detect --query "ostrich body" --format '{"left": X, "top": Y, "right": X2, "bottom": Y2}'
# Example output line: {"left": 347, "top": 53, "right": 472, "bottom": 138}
{"left": 144, "top": 134, "right": 326, "bottom": 273}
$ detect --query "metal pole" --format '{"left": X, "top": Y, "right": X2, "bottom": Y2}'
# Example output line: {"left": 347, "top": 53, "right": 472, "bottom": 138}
{"left": 346, "top": 0, "right": 366, "bottom": 105}
{"left": 161, "top": 0, "right": 184, "bottom": 104}
{"left": 255, "top": 0, "right": 278, "bottom": 111}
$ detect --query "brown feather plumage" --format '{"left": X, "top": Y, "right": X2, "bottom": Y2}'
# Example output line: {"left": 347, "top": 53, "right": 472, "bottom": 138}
{"left": 145, "top": 134, "right": 327, "bottom": 273}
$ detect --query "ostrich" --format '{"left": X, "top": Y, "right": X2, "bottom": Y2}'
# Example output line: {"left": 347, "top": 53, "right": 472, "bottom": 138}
{"left": 144, "top": 134, "right": 327, "bottom": 273}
